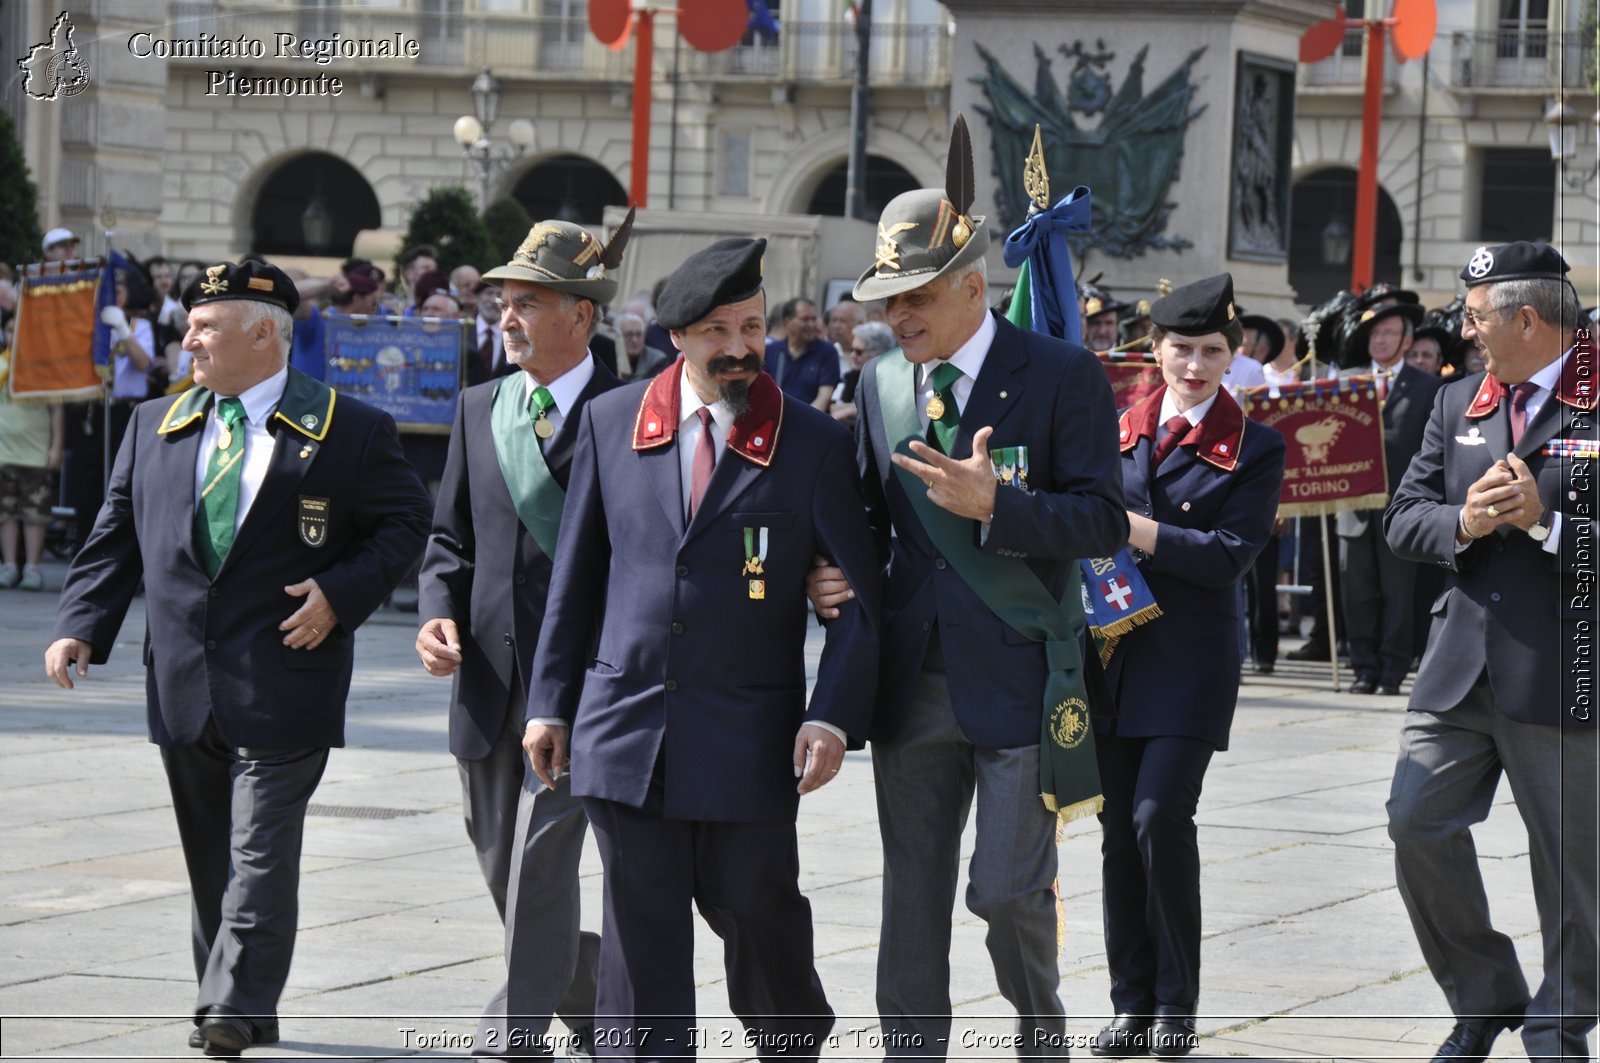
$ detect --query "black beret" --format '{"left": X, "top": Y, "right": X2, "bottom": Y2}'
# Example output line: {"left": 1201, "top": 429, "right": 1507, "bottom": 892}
{"left": 657, "top": 238, "right": 766, "bottom": 330}
{"left": 181, "top": 260, "right": 300, "bottom": 315}
{"left": 1460, "top": 241, "right": 1570, "bottom": 287}
{"left": 1150, "top": 273, "right": 1236, "bottom": 336}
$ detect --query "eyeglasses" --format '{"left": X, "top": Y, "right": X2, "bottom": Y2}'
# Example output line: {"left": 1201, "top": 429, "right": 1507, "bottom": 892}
{"left": 850, "top": 346, "right": 869, "bottom": 355}
{"left": 1461, "top": 305, "right": 1506, "bottom": 329}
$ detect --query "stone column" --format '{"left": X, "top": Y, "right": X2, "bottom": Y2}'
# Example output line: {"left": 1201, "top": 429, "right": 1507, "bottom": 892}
{"left": 11, "top": 0, "right": 171, "bottom": 260}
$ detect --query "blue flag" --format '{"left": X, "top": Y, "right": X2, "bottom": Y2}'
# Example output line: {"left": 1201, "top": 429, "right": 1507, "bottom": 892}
{"left": 746, "top": 0, "right": 779, "bottom": 41}
{"left": 90, "top": 250, "right": 132, "bottom": 372}
{"left": 1001, "top": 185, "right": 1093, "bottom": 347}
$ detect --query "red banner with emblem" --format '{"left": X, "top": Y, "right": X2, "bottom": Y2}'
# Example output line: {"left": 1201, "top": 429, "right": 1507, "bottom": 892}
{"left": 1097, "top": 352, "right": 1163, "bottom": 410}
{"left": 1239, "top": 376, "right": 1389, "bottom": 516}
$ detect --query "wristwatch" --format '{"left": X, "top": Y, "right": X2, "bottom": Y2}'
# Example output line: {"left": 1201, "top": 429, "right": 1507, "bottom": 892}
{"left": 1528, "top": 518, "right": 1551, "bottom": 543}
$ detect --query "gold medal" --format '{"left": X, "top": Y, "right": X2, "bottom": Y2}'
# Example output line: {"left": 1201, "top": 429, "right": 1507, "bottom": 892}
{"left": 743, "top": 557, "right": 764, "bottom": 576}
{"left": 216, "top": 425, "right": 233, "bottom": 450}
{"left": 925, "top": 394, "right": 946, "bottom": 420}
{"left": 533, "top": 412, "right": 555, "bottom": 439}
{"left": 748, "top": 579, "right": 766, "bottom": 600}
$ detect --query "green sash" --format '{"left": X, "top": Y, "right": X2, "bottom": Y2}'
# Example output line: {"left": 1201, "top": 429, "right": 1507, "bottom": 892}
{"left": 491, "top": 373, "right": 565, "bottom": 558}
{"left": 873, "top": 354, "right": 1103, "bottom": 822}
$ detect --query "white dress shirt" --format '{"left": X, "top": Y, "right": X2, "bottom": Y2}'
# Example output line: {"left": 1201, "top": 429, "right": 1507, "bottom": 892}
{"left": 192, "top": 366, "right": 288, "bottom": 533}
{"left": 1227, "top": 353, "right": 1266, "bottom": 392}
{"left": 677, "top": 363, "right": 734, "bottom": 518}
{"left": 521, "top": 353, "right": 596, "bottom": 437}
{"left": 1158, "top": 388, "right": 1219, "bottom": 429}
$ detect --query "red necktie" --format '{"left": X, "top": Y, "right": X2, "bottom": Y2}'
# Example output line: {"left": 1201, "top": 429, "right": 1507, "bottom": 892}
{"left": 1149, "top": 415, "right": 1190, "bottom": 472}
{"left": 1509, "top": 381, "right": 1539, "bottom": 445}
{"left": 688, "top": 407, "right": 715, "bottom": 521}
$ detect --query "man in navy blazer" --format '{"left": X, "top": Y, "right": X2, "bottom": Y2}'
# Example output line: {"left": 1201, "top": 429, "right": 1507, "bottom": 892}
{"left": 46, "top": 261, "right": 430, "bottom": 1056}
{"left": 523, "top": 238, "right": 880, "bottom": 1061}
{"left": 1335, "top": 299, "right": 1443, "bottom": 694}
{"left": 417, "top": 216, "right": 636, "bottom": 1056}
{"left": 815, "top": 161, "right": 1127, "bottom": 1057}
{"left": 1384, "top": 242, "right": 1597, "bottom": 1063}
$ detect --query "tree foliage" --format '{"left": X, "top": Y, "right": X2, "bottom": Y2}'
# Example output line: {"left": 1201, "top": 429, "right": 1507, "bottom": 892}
{"left": 0, "top": 110, "right": 45, "bottom": 270}
{"left": 398, "top": 185, "right": 494, "bottom": 275}
{"left": 481, "top": 197, "right": 535, "bottom": 269}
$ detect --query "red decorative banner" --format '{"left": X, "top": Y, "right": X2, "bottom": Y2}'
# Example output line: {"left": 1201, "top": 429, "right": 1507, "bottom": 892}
{"left": 1097, "top": 352, "right": 1163, "bottom": 410}
{"left": 1239, "top": 376, "right": 1389, "bottom": 516}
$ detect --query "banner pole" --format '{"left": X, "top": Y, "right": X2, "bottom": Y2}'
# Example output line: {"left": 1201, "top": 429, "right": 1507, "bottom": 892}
{"left": 1320, "top": 513, "right": 1340, "bottom": 692}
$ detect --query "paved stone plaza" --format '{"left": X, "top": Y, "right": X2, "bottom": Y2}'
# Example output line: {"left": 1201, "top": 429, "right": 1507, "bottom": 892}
{"left": 0, "top": 560, "right": 1576, "bottom": 1060}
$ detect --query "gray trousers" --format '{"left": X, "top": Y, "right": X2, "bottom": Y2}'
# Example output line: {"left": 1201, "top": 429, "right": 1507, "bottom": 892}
{"left": 873, "top": 669, "right": 1065, "bottom": 1061}
{"left": 1387, "top": 679, "right": 1598, "bottom": 1060}
{"left": 461, "top": 710, "right": 598, "bottom": 1057}
{"left": 161, "top": 715, "right": 329, "bottom": 1026}
{"left": 458, "top": 708, "right": 528, "bottom": 920}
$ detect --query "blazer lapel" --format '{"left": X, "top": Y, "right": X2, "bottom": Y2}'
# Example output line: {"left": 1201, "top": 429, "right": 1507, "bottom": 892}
{"left": 641, "top": 442, "right": 687, "bottom": 541}
{"left": 954, "top": 316, "right": 1026, "bottom": 457}
{"left": 165, "top": 424, "right": 207, "bottom": 575}
{"left": 684, "top": 449, "right": 763, "bottom": 546}
{"left": 221, "top": 425, "right": 316, "bottom": 575}
{"left": 1513, "top": 390, "right": 1565, "bottom": 461}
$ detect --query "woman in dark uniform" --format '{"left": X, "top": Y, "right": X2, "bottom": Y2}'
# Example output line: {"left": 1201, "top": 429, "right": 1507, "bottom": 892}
{"left": 1089, "top": 274, "right": 1286, "bottom": 1059}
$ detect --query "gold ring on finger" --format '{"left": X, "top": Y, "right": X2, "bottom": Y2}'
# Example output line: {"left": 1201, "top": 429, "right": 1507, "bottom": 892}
{"left": 310, "top": 627, "right": 320, "bottom": 637}
{"left": 1485, "top": 505, "right": 1499, "bottom": 518}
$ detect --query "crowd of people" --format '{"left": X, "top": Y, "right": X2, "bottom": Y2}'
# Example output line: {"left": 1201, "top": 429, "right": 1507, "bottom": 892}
{"left": 15, "top": 115, "right": 1597, "bottom": 1063}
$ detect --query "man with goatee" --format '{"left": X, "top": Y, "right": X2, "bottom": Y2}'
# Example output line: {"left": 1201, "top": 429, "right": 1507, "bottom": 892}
{"left": 523, "top": 237, "right": 880, "bottom": 1061}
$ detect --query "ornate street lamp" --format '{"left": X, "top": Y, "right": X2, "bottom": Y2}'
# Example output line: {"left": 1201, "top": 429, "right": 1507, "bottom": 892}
{"left": 454, "top": 67, "right": 536, "bottom": 209}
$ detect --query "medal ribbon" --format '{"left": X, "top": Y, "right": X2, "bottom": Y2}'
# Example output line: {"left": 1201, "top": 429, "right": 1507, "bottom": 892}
{"left": 743, "top": 526, "right": 769, "bottom": 575}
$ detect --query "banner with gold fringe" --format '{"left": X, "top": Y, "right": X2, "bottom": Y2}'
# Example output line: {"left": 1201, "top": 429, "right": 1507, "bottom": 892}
{"left": 9, "top": 260, "right": 105, "bottom": 401}
{"left": 1239, "top": 376, "right": 1389, "bottom": 517}
{"left": 1079, "top": 550, "right": 1163, "bottom": 667}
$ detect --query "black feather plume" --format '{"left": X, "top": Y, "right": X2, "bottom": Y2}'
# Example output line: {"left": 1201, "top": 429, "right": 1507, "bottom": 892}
{"left": 947, "top": 114, "right": 975, "bottom": 218}
{"left": 601, "top": 206, "right": 636, "bottom": 271}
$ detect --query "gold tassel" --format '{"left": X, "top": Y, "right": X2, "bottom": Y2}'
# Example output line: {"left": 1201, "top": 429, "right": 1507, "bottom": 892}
{"left": 1276, "top": 493, "right": 1390, "bottom": 518}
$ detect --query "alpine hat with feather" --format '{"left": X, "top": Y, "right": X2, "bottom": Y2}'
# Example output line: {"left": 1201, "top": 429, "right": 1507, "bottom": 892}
{"left": 482, "top": 206, "right": 636, "bottom": 305}
{"left": 854, "top": 115, "right": 988, "bottom": 302}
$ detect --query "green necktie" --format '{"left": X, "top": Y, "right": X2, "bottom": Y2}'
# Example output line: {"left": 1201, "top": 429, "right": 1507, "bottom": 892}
{"left": 926, "top": 361, "right": 963, "bottom": 454}
{"left": 529, "top": 385, "right": 556, "bottom": 441}
{"left": 194, "top": 397, "right": 246, "bottom": 578}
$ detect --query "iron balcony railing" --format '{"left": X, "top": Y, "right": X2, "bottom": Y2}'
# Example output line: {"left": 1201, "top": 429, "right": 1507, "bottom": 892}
{"left": 161, "top": 3, "right": 952, "bottom": 86}
{"left": 1301, "top": 27, "right": 1400, "bottom": 88}
{"left": 1449, "top": 29, "right": 1597, "bottom": 90}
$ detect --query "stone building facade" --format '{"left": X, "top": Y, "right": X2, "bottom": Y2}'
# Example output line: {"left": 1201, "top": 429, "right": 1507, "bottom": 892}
{"left": 4, "top": 0, "right": 1594, "bottom": 310}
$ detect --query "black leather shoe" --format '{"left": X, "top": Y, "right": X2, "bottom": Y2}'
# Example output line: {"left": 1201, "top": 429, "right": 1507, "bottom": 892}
{"left": 1286, "top": 643, "right": 1330, "bottom": 662}
{"left": 1253, "top": 662, "right": 1275, "bottom": 675}
{"left": 1150, "top": 1013, "right": 1196, "bottom": 1059}
{"left": 1350, "top": 676, "right": 1378, "bottom": 695}
{"left": 197, "top": 1007, "right": 279, "bottom": 1056}
{"left": 1377, "top": 682, "right": 1403, "bottom": 696}
{"left": 1430, "top": 1013, "right": 1523, "bottom": 1063}
{"left": 1090, "top": 1014, "right": 1151, "bottom": 1057}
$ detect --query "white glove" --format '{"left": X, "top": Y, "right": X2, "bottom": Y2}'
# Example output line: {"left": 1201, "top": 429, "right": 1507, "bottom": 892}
{"left": 99, "top": 305, "right": 132, "bottom": 342}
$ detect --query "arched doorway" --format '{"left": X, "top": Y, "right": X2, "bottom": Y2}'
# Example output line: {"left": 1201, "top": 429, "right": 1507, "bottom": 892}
{"left": 1288, "top": 166, "right": 1404, "bottom": 305}
{"left": 805, "top": 155, "right": 920, "bottom": 218}
{"left": 250, "top": 153, "right": 380, "bottom": 257}
{"left": 510, "top": 155, "right": 628, "bottom": 225}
